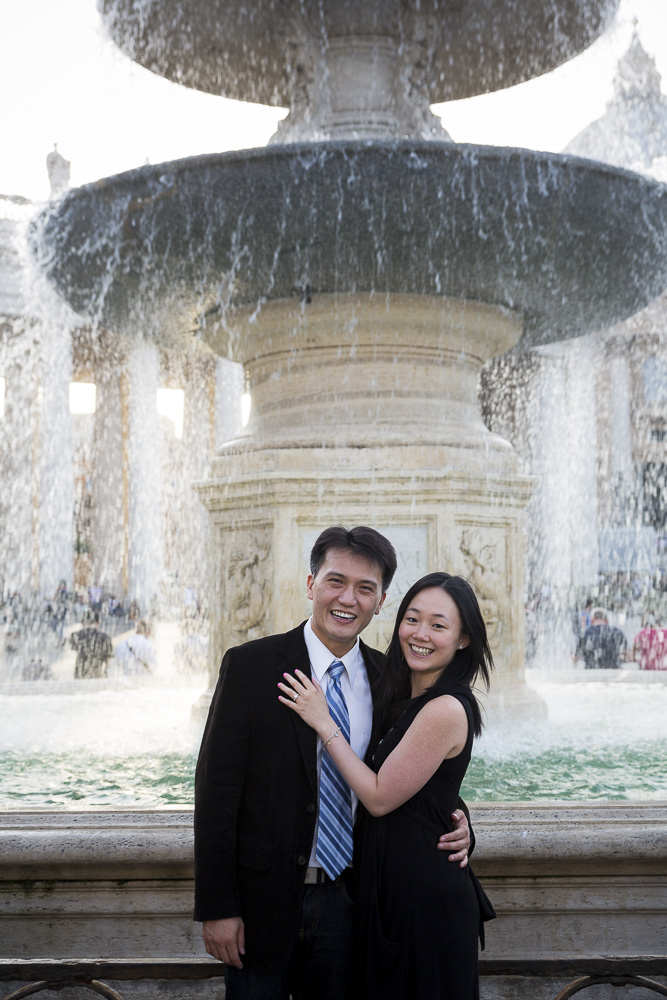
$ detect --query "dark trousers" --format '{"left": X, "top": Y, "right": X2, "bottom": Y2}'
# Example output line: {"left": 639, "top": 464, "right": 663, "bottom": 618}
{"left": 224, "top": 877, "right": 355, "bottom": 1000}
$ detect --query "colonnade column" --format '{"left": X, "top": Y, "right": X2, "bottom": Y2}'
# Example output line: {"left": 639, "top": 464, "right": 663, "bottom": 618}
{"left": 0, "top": 322, "right": 38, "bottom": 600}
{"left": 127, "top": 341, "right": 163, "bottom": 612}
{"left": 90, "top": 364, "right": 126, "bottom": 597}
{"left": 37, "top": 320, "right": 74, "bottom": 597}
{"left": 566, "top": 339, "right": 600, "bottom": 591}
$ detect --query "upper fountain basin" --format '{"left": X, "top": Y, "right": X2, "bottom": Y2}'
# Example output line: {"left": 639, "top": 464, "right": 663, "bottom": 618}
{"left": 33, "top": 140, "right": 667, "bottom": 352}
{"left": 99, "top": 0, "right": 619, "bottom": 106}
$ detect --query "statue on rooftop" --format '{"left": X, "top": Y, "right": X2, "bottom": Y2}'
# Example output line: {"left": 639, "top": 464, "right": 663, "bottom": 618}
{"left": 46, "top": 144, "right": 70, "bottom": 199}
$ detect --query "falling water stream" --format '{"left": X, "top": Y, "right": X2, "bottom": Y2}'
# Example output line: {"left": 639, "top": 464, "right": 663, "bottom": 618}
{"left": 3, "top": 2, "right": 667, "bottom": 810}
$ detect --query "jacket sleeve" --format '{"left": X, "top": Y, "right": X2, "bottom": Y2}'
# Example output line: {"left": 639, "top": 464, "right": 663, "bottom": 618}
{"left": 193, "top": 646, "right": 251, "bottom": 922}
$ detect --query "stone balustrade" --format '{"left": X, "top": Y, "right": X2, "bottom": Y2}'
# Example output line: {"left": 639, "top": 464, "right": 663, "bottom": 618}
{"left": 1, "top": 804, "right": 665, "bottom": 999}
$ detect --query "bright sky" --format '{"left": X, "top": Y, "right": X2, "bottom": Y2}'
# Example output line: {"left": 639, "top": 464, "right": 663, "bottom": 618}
{"left": 1, "top": 0, "right": 666, "bottom": 202}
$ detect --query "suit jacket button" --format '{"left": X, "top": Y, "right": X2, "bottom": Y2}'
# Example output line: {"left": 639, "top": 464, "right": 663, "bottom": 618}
{"left": 306, "top": 803, "right": 315, "bottom": 814}
{"left": 297, "top": 855, "right": 307, "bottom": 866}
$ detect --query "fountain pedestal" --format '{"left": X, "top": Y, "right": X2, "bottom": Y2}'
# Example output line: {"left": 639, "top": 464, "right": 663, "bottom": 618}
{"left": 196, "top": 293, "right": 536, "bottom": 709}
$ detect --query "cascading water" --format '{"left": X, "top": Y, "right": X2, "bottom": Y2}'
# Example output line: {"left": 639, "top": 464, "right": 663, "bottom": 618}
{"left": 2, "top": 0, "right": 667, "bottom": 807}
{"left": 482, "top": 32, "right": 667, "bottom": 671}
{"left": 514, "top": 338, "right": 603, "bottom": 668}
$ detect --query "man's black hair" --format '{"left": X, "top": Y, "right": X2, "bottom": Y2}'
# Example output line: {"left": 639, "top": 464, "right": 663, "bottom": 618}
{"left": 310, "top": 526, "right": 397, "bottom": 593}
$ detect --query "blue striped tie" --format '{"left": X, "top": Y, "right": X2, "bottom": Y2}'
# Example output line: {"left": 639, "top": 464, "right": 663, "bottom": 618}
{"left": 315, "top": 659, "right": 354, "bottom": 880}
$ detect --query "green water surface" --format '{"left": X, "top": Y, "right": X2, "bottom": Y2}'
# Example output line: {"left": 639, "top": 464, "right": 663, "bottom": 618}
{"left": 1, "top": 741, "right": 665, "bottom": 809}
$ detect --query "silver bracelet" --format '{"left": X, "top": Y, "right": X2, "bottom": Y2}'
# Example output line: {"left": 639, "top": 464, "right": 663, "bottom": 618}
{"left": 322, "top": 725, "right": 341, "bottom": 749}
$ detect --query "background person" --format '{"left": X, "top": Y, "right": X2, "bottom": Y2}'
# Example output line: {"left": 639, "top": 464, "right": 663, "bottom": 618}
{"left": 633, "top": 615, "right": 667, "bottom": 670}
{"left": 280, "top": 572, "right": 495, "bottom": 1000}
{"left": 70, "top": 611, "right": 113, "bottom": 678}
{"left": 115, "top": 619, "right": 157, "bottom": 675}
{"left": 575, "top": 606, "right": 627, "bottom": 669}
{"left": 573, "top": 597, "right": 594, "bottom": 639}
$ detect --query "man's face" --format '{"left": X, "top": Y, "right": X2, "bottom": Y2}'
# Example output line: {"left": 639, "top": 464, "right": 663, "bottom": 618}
{"left": 307, "top": 548, "right": 386, "bottom": 656}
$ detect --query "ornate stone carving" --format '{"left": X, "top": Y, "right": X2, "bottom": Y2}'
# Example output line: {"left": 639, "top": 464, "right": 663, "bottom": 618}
{"left": 459, "top": 526, "right": 509, "bottom": 650}
{"left": 227, "top": 532, "right": 271, "bottom": 642}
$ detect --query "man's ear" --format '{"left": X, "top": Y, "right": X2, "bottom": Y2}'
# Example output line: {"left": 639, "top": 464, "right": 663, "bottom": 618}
{"left": 306, "top": 574, "right": 314, "bottom": 601}
{"left": 374, "top": 592, "right": 387, "bottom": 615}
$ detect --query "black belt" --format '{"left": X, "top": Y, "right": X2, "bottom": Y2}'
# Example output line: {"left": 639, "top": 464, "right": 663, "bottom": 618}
{"left": 303, "top": 866, "right": 353, "bottom": 885}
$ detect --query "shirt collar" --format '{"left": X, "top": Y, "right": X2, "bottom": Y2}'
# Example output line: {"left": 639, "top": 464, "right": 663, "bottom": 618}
{"left": 304, "top": 617, "right": 362, "bottom": 686}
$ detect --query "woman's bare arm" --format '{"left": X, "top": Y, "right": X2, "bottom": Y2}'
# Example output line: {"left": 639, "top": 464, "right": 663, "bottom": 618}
{"left": 279, "top": 670, "right": 468, "bottom": 817}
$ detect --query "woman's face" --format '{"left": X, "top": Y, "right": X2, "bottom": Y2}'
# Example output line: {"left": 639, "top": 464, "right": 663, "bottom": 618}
{"left": 398, "top": 586, "right": 469, "bottom": 690}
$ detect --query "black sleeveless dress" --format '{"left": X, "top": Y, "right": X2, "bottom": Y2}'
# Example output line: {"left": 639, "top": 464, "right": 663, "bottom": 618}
{"left": 354, "top": 687, "right": 494, "bottom": 1000}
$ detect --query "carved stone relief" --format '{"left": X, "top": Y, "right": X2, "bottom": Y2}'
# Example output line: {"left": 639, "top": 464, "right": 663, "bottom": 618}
{"left": 225, "top": 528, "right": 272, "bottom": 643}
{"left": 459, "top": 525, "right": 511, "bottom": 651}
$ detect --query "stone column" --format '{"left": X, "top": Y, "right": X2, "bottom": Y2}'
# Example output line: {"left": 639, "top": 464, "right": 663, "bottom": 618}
{"left": 0, "top": 321, "right": 38, "bottom": 601}
{"left": 565, "top": 339, "right": 600, "bottom": 591}
{"left": 273, "top": 15, "right": 449, "bottom": 143}
{"left": 127, "top": 342, "right": 163, "bottom": 612}
{"left": 91, "top": 364, "right": 126, "bottom": 597}
{"left": 161, "top": 351, "right": 214, "bottom": 599}
{"left": 526, "top": 349, "right": 574, "bottom": 667}
{"left": 608, "top": 354, "right": 635, "bottom": 496}
{"left": 214, "top": 357, "right": 243, "bottom": 450}
{"left": 37, "top": 320, "right": 74, "bottom": 597}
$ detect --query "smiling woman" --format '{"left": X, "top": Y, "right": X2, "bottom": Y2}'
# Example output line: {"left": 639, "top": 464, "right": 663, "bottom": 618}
{"left": 280, "top": 571, "right": 495, "bottom": 1000}
{"left": 398, "top": 588, "right": 470, "bottom": 696}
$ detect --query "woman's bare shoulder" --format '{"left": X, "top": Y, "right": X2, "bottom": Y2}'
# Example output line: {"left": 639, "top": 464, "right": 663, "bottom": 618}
{"left": 414, "top": 693, "right": 468, "bottom": 729}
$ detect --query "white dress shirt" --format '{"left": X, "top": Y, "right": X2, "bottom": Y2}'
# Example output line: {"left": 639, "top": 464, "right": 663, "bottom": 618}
{"left": 303, "top": 617, "right": 374, "bottom": 866}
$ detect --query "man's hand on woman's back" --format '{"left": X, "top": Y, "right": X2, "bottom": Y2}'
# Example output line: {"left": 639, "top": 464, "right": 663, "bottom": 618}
{"left": 436, "top": 809, "right": 470, "bottom": 867}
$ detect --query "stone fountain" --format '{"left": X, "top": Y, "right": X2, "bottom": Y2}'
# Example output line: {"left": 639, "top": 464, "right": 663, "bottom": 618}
{"left": 5, "top": 3, "right": 667, "bottom": 994}
{"left": 32, "top": 0, "right": 667, "bottom": 717}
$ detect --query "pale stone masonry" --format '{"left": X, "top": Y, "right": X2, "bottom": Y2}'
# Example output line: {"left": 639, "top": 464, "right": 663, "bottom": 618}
{"left": 1, "top": 805, "right": 665, "bottom": 999}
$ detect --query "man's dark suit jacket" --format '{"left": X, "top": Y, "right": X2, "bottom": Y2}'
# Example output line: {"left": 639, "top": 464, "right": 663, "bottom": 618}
{"left": 194, "top": 622, "right": 385, "bottom": 972}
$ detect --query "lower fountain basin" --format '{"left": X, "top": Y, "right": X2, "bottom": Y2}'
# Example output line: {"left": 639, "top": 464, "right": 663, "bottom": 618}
{"left": 1, "top": 674, "right": 665, "bottom": 808}
{"left": 34, "top": 140, "right": 667, "bottom": 351}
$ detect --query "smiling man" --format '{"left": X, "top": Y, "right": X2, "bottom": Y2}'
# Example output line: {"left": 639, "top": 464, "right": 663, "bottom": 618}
{"left": 194, "top": 525, "right": 471, "bottom": 1000}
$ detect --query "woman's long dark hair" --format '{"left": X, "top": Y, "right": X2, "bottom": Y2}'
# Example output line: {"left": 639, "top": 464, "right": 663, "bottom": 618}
{"left": 374, "top": 573, "right": 494, "bottom": 737}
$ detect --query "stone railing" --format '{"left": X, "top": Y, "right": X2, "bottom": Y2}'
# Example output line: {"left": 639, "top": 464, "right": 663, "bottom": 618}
{"left": 1, "top": 805, "right": 665, "bottom": 1000}
{"left": 1, "top": 958, "right": 667, "bottom": 1000}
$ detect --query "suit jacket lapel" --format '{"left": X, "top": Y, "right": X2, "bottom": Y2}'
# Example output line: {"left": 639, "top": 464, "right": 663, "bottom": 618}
{"left": 360, "top": 638, "right": 383, "bottom": 686}
{"left": 279, "top": 623, "right": 318, "bottom": 799}
{"left": 360, "top": 638, "right": 385, "bottom": 762}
